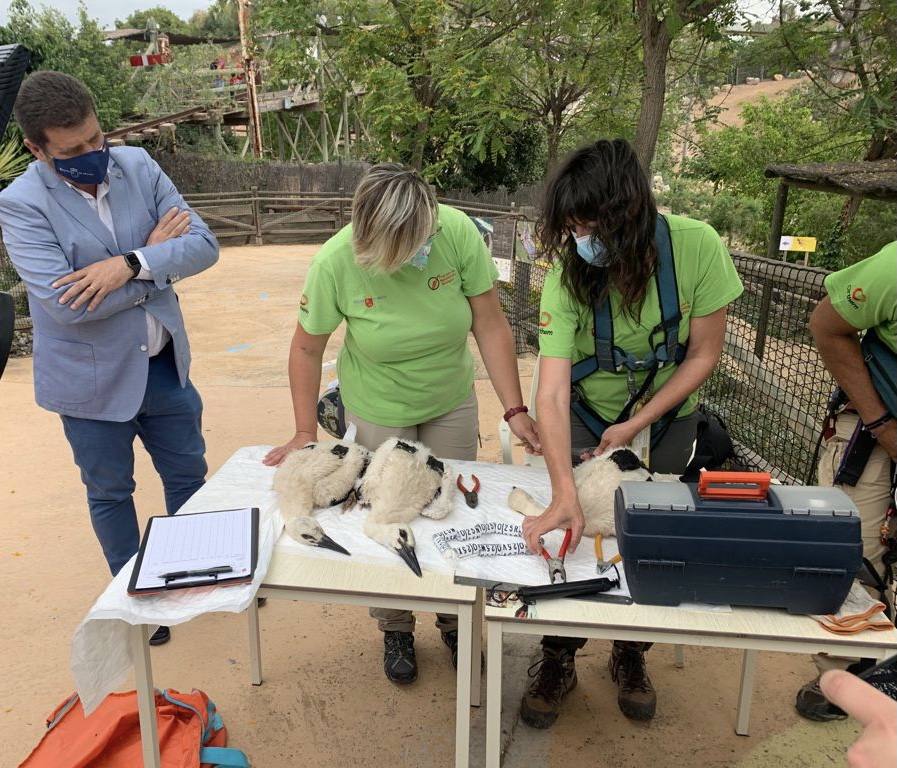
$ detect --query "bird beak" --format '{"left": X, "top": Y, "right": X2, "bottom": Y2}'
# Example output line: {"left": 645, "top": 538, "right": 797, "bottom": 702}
{"left": 394, "top": 541, "right": 422, "bottom": 577}
{"left": 317, "top": 533, "right": 351, "bottom": 556}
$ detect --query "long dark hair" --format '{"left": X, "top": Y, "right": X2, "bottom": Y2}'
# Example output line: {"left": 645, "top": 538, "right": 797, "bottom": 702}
{"left": 538, "top": 139, "right": 658, "bottom": 319}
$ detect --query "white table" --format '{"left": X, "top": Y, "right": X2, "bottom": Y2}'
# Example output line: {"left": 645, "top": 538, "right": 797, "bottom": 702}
{"left": 484, "top": 597, "right": 897, "bottom": 768}
{"left": 129, "top": 546, "right": 481, "bottom": 768}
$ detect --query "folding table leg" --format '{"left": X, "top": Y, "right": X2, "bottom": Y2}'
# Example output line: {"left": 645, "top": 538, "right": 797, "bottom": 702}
{"left": 248, "top": 597, "right": 263, "bottom": 686}
{"left": 485, "top": 620, "right": 504, "bottom": 768}
{"left": 454, "top": 603, "right": 473, "bottom": 768}
{"left": 736, "top": 649, "right": 758, "bottom": 736}
{"left": 129, "top": 624, "right": 161, "bottom": 768}
{"left": 470, "top": 589, "right": 484, "bottom": 708}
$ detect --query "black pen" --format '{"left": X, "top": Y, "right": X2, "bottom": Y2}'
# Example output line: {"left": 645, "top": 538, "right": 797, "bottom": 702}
{"left": 160, "top": 565, "right": 233, "bottom": 582}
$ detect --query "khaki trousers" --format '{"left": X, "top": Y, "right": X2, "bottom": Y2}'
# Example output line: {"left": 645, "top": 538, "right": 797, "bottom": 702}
{"left": 345, "top": 391, "right": 479, "bottom": 634}
{"left": 814, "top": 413, "right": 895, "bottom": 673}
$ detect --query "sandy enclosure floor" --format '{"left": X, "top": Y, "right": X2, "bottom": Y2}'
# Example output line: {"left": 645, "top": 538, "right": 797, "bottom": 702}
{"left": 1, "top": 245, "right": 859, "bottom": 767}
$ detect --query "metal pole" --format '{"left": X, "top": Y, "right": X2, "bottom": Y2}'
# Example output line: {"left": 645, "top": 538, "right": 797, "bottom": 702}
{"left": 767, "top": 181, "right": 789, "bottom": 260}
{"left": 237, "top": 0, "right": 263, "bottom": 158}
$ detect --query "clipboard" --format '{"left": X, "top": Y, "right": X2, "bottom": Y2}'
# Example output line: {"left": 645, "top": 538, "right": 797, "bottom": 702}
{"left": 128, "top": 507, "right": 260, "bottom": 596}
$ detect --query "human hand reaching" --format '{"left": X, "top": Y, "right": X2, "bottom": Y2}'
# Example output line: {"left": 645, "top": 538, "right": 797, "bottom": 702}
{"left": 521, "top": 493, "right": 585, "bottom": 554}
{"left": 263, "top": 430, "right": 318, "bottom": 466}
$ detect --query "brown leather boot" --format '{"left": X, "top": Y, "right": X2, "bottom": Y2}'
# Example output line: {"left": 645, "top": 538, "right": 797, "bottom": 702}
{"left": 519, "top": 648, "right": 578, "bottom": 729}
{"left": 608, "top": 644, "right": 656, "bottom": 720}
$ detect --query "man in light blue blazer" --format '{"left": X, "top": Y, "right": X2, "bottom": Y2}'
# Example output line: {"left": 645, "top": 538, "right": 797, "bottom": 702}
{"left": 0, "top": 72, "right": 218, "bottom": 644}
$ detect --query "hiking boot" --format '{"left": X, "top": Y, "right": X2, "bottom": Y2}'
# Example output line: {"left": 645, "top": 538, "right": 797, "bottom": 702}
{"left": 608, "top": 644, "right": 656, "bottom": 720}
{"left": 519, "top": 648, "right": 578, "bottom": 729}
{"left": 149, "top": 626, "right": 170, "bottom": 646}
{"left": 383, "top": 631, "right": 418, "bottom": 685}
{"left": 440, "top": 629, "right": 485, "bottom": 671}
{"left": 795, "top": 676, "right": 848, "bottom": 721}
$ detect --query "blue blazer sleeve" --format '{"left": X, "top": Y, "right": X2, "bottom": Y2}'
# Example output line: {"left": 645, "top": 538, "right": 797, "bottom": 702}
{"left": 136, "top": 152, "right": 219, "bottom": 289}
{"left": 0, "top": 197, "right": 165, "bottom": 326}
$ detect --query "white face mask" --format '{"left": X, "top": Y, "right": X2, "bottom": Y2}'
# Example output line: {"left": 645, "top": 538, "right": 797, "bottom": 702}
{"left": 573, "top": 233, "right": 609, "bottom": 266}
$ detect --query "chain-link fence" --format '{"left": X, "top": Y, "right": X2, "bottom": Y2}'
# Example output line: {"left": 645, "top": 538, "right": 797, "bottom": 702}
{"left": 0, "top": 242, "right": 29, "bottom": 330}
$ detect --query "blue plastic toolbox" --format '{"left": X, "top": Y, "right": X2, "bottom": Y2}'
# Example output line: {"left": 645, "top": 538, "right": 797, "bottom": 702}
{"left": 614, "top": 472, "right": 862, "bottom": 614}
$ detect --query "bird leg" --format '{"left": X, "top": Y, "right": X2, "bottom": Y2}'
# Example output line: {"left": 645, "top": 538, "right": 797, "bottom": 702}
{"left": 507, "top": 487, "right": 546, "bottom": 518}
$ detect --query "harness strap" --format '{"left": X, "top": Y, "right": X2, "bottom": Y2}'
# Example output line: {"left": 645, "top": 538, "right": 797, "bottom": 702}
{"left": 571, "top": 214, "right": 684, "bottom": 383}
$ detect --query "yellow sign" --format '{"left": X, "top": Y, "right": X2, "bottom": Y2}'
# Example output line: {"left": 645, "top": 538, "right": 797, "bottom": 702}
{"left": 779, "top": 236, "right": 817, "bottom": 252}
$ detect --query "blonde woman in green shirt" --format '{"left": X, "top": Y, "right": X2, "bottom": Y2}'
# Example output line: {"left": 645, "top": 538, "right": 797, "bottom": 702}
{"left": 263, "top": 163, "right": 540, "bottom": 685}
{"left": 518, "top": 139, "right": 743, "bottom": 730}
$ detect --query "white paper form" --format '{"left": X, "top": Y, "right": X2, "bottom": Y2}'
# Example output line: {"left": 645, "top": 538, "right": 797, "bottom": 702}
{"left": 134, "top": 507, "right": 254, "bottom": 590}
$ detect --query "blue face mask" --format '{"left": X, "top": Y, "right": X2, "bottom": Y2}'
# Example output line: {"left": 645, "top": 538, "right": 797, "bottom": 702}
{"left": 52, "top": 141, "right": 110, "bottom": 185}
{"left": 409, "top": 235, "right": 435, "bottom": 270}
{"left": 573, "top": 233, "right": 609, "bottom": 266}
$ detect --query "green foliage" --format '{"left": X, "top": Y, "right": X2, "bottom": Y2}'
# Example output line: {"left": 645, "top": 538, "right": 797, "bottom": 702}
{"left": 0, "top": 138, "right": 30, "bottom": 188}
{"left": 116, "top": 7, "right": 192, "bottom": 34}
{"left": 0, "top": 0, "right": 136, "bottom": 131}
{"left": 188, "top": 0, "right": 240, "bottom": 40}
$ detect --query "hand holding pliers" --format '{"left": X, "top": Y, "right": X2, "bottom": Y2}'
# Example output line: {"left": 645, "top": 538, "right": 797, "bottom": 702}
{"left": 541, "top": 528, "right": 572, "bottom": 583}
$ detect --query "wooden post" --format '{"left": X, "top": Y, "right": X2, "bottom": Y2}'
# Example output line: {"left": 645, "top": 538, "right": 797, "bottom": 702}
{"left": 337, "top": 184, "right": 345, "bottom": 229}
{"left": 342, "top": 92, "right": 351, "bottom": 158}
{"left": 317, "top": 30, "right": 329, "bottom": 163}
{"left": 250, "top": 185, "right": 263, "bottom": 245}
{"left": 767, "top": 180, "right": 789, "bottom": 261}
{"left": 237, "top": 0, "right": 263, "bottom": 158}
{"left": 754, "top": 280, "right": 773, "bottom": 360}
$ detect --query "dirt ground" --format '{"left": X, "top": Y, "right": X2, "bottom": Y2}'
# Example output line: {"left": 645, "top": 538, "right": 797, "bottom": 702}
{"left": 1, "top": 245, "right": 860, "bottom": 767}
{"left": 708, "top": 77, "right": 806, "bottom": 129}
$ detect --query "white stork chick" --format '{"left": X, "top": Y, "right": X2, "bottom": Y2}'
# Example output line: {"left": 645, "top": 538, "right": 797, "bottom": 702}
{"left": 508, "top": 448, "right": 652, "bottom": 539}
{"left": 360, "top": 437, "right": 455, "bottom": 576}
{"left": 273, "top": 440, "right": 371, "bottom": 555}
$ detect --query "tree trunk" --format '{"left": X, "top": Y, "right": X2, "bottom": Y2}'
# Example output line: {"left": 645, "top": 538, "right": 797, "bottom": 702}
{"left": 633, "top": 4, "right": 671, "bottom": 173}
{"left": 545, "top": 112, "right": 563, "bottom": 170}
{"left": 837, "top": 131, "right": 897, "bottom": 231}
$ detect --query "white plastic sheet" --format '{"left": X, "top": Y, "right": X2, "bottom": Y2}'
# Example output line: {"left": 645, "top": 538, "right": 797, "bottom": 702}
{"left": 71, "top": 446, "right": 282, "bottom": 715}
{"left": 276, "top": 458, "right": 630, "bottom": 592}
{"left": 71, "top": 447, "right": 628, "bottom": 715}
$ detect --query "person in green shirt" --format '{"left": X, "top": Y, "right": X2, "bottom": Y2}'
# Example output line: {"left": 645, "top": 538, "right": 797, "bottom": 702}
{"left": 518, "top": 139, "right": 743, "bottom": 730}
{"left": 263, "top": 163, "right": 540, "bottom": 685}
{"left": 796, "top": 242, "right": 897, "bottom": 722}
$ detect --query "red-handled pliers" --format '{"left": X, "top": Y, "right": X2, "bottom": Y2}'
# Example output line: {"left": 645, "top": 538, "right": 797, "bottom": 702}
{"left": 456, "top": 474, "right": 480, "bottom": 508}
{"left": 541, "top": 529, "right": 572, "bottom": 583}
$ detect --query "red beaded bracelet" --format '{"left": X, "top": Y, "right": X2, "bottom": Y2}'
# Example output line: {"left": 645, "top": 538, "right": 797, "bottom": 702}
{"left": 503, "top": 405, "right": 529, "bottom": 422}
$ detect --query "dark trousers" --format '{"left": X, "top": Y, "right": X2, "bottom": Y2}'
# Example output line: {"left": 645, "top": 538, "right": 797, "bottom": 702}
{"left": 61, "top": 343, "right": 207, "bottom": 576}
{"left": 543, "top": 409, "right": 701, "bottom": 656}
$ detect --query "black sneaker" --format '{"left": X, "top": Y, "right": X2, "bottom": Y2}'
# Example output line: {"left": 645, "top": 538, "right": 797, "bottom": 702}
{"left": 440, "top": 629, "right": 486, "bottom": 671}
{"left": 383, "top": 631, "right": 418, "bottom": 684}
{"left": 795, "top": 676, "right": 848, "bottom": 721}
{"left": 519, "top": 648, "right": 578, "bottom": 729}
{"left": 609, "top": 644, "right": 656, "bottom": 720}
{"left": 149, "top": 626, "right": 171, "bottom": 646}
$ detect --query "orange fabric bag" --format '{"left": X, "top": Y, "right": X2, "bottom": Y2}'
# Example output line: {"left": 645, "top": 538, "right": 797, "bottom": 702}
{"left": 19, "top": 689, "right": 248, "bottom": 768}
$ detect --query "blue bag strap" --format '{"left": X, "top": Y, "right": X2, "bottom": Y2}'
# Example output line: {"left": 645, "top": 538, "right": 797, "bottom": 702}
{"left": 200, "top": 746, "right": 251, "bottom": 767}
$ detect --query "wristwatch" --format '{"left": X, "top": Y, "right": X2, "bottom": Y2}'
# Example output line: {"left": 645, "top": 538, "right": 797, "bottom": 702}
{"left": 123, "top": 251, "right": 141, "bottom": 277}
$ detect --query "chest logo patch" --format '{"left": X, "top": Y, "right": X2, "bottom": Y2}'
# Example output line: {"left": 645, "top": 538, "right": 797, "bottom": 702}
{"left": 427, "top": 270, "right": 457, "bottom": 291}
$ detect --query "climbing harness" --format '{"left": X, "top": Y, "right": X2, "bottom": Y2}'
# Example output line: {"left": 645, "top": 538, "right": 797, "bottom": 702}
{"left": 570, "top": 214, "right": 688, "bottom": 449}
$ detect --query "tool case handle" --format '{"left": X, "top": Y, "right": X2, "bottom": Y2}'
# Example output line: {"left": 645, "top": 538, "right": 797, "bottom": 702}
{"left": 698, "top": 470, "right": 771, "bottom": 501}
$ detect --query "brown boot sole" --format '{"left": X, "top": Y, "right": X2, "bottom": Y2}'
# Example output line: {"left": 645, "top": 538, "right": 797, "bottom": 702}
{"left": 619, "top": 697, "right": 656, "bottom": 721}
{"left": 519, "top": 672, "right": 578, "bottom": 729}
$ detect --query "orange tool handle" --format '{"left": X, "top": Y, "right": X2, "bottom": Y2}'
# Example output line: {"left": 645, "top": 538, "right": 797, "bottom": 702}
{"left": 698, "top": 471, "right": 771, "bottom": 501}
